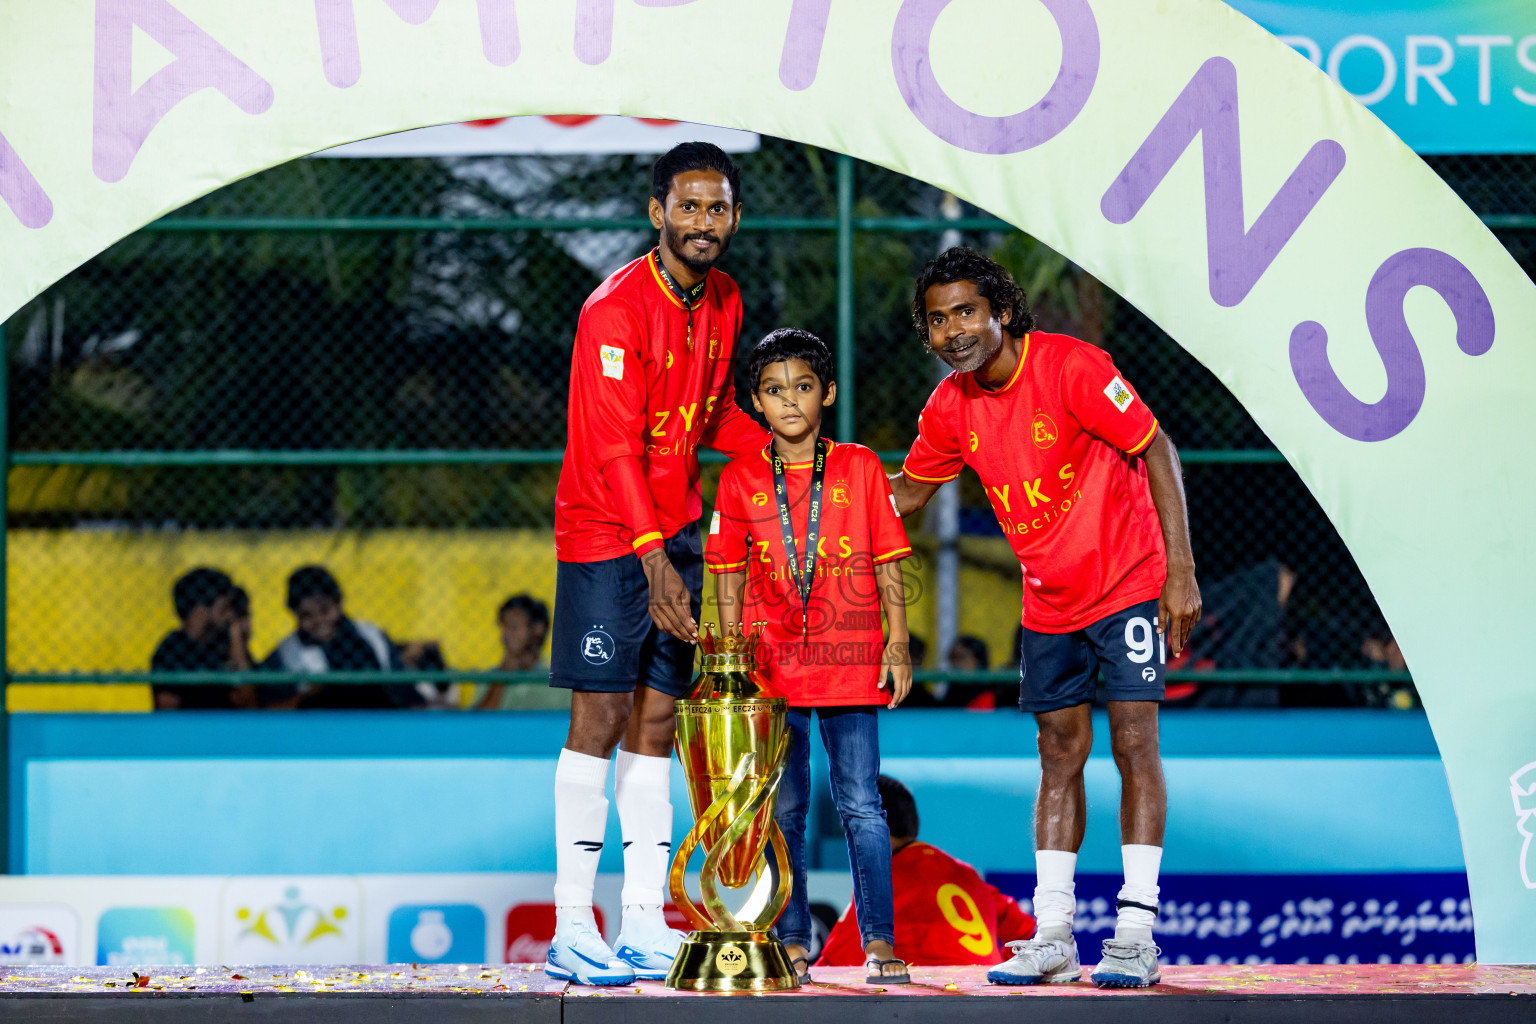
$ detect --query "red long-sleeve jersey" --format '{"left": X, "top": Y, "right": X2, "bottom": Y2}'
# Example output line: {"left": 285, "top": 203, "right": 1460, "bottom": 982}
{"left": 555, "top": 251, "right": 770, "bottom": 562}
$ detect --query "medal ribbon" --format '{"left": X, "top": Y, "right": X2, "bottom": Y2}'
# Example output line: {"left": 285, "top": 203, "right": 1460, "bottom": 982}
{"left": 771, "top": 437, "right": 827, "bottom": 639}
{"left": 652, "top": 247, "right": 707, "bottom": 350}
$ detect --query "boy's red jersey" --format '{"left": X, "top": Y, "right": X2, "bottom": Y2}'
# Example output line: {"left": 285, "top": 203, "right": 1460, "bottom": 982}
{"left": 555, "top": 252, "right": 769, "bottom": 563}
{"left": 707, "top": 440, "right": 910, "bottom": 706}
{"left": 902, "top": 333, "right": 1166, "bottom": 632}
{"left": 817, "top": 841, "right": 1036, "bottom": 966}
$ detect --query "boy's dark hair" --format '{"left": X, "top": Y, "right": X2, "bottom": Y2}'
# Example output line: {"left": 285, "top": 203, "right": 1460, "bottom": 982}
{"left": 878, "top": 774, "right": 920, "bottom": 840}
{"left": 172, "top": 567, "right": 233, "bottom": 619}
{"left": 287, "top": 565, "right": 342, "bottom": 612}
{"left": 229, "top": 585, "right": 250, "bottom": 619}
{"left": 748, "top": 327, "right": 834, "bottom": 394}
{"left": 499, "top": 593, "right": 550, "bottom": 630}
{"left": 652, "top": 141, "right": 742, "bottom": 206}
{"left": 911, "top": 246, "right": 1037, "bottom": 342}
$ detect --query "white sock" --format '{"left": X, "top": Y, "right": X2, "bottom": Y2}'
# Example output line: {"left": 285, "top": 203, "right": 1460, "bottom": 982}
{"left": 1115, "top": 844, "right": 1162, "bottom": 943}
{"left": 554, "top": 748, "right": 612, "bottom": 926}
{"left": 1033, "top": 849, "right": 1078, "bottom": 943}
{"left": 614, "top": 748, "right": 673, "bottom": 913}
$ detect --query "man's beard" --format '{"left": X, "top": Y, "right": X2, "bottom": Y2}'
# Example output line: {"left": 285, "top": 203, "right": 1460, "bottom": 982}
{"left": 931, "top": 332, "right": 1000, "bottom": 374}
{"left": 663, "top": 222, "right": 732, "bottom": 275}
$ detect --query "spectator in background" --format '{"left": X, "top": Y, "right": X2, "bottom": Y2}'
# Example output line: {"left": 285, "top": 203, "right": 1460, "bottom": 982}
{"left": 818, "top": 775, "right": 1036, "bottom": 966}
{"left": 948, "top": 634, "right": 1009, "bottom": 710}
{"left": 949, "top": 635, "right": 990, "bottom": 673}
{"left": 151, "top": 567, "right": 256, "bottom": 710}
{"left": 477, "top": 594, "right": 568, "bottom": 710}
{"left": 261, "top": 565, "right": 424, "bottom": 709}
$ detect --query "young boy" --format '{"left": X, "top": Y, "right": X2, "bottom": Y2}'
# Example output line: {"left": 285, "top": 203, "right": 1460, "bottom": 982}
{"left": 706, "top": 327, "right": 914, "bottom": 985}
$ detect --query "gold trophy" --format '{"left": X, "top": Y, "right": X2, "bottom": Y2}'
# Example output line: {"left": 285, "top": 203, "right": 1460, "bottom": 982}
{"left": 664, "top": 621, "right": 799, "bottom": 991}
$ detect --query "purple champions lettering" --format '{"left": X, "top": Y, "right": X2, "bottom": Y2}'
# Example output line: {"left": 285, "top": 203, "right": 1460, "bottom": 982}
{"left": 93, "top": 0, "right": 274, "bottom": 184}
{"left": 1289, "top": 248, "right": 1495, "bottom": 442}
{"left": 0, "top": 132, "right": 53, "bottom": 230}
{"left": 577, "top": 0, "right": 697, "bottom": 67}
{"left": 1101, "top": 57, "right": 1346, "bottom": 308}
{"left": 891, "top": 0, "right": 1098, "bottom": 155}
{"left": 317, "top": 0, "right": 519, "bottom": 89}
{"left": 780, "top": 0, "right": 832, "bottom": 91}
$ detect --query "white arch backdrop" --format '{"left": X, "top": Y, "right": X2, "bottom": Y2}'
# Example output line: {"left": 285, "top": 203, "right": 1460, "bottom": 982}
{"left": 1, "top": 0, "right": 1533, "bottom": 963}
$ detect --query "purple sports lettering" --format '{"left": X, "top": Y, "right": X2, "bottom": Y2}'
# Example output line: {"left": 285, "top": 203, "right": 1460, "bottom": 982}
{"left": 93, "top": 0, "right": 274, "bottom": 184}
{"left": 1289, "top": 248, "right": 1495, "bottom": 442}
{"left": 317, "top": 0, "right": 518, "bottom": 88}
{"left": 1101, "top": 57, "right": 1346, "bottom": 308}
{"left": 891, "top": 0, "right": 1098, "bottom": 155}
{"left": 578, "top": 0, "right": 698, "bottom": 67}
{"left": 0, "top": 131, "right": 53, "bottom": 230}
{"left": 779, "top": 0, "right": 832, "bottom": 91}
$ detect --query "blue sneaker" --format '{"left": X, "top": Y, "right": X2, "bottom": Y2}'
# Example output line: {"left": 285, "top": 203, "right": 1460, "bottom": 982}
{"left": 986, "top": 937, "right": 1082, "bottom": 985}
{"left": 614, "top": 914, "right": 687, "bottom": 981}
{"left": 545, "top": 920, "right": 636, "bottom": 986}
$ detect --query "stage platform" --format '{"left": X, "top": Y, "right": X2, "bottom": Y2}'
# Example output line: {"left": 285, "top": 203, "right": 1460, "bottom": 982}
{"left": 3, "top": 962, "right": 1534, "bottom": 1022}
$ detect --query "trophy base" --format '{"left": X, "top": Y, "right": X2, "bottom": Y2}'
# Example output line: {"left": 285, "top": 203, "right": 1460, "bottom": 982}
{"left": 663, "top": 930, "right": 801, "bottom": 991}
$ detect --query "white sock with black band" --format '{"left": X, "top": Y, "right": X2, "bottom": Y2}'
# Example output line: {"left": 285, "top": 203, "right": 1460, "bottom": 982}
{"left": 1115, "top": 844, "right": 1163, "bottom": 944}
{"left": 553, "top": 747, "right": 612, "bottom": 931}
{"left": 1032, "top": 849, "right": 1078, "bottom": 943}
{"left": 614, "top": 748, "right": 674, "bottom": 918}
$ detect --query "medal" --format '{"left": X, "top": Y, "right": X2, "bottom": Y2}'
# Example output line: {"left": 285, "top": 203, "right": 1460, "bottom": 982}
{"left": 770, "top": 438, "right": 827, "bottom": 642}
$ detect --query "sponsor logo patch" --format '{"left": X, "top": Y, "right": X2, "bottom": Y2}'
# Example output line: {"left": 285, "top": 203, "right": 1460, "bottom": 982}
{"left": 709, "top": 511, "right": 721, "bottom": 535}
{"left": 600, "top": 345, "right": 625, "bottom": 380}
{"left": 1104, "top": 376, "right": 1134, "bottom": 412}
{"left": 889, "top": 494, "right": 900, "bottom": 517}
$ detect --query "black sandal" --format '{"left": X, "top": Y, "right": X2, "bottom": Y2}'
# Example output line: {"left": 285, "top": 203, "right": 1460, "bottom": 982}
{"left": 865, "top": 956, "right": 910, "bottom": 985}
{"left": 790, "top": 955, "right": 812, "bottom": 985}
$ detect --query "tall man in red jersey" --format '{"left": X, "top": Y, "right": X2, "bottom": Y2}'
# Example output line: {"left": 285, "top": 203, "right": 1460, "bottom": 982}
{"left": 890, "top": 248, "right": 1202, "bottom": 989}
{"left": 545, "top": 143, "right": 769, "bottom": 986}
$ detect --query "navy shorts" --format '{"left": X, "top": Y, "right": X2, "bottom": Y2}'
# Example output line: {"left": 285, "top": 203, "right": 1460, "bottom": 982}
{"left": 549, "top": 524, "right": 702, "bottom": 696}
{"left": 1018, "top": 598, "right": 1166, "bottom": 713}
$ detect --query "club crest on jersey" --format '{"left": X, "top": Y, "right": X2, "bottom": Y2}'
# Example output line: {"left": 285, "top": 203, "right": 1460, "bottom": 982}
{"left": 1032, "top": 412, "right": 1059, "bottom": 449}
{"left": 752, "top": 492, "right": 769, "bottom": 507}
{"left": 600, "top": 345, "right": 625, "bottom": 380}
{"left": 1104, "top": 376, "right": 1134, "bottom": 412}
{"left": 581, "top": 629, "right": 615, "bottom": 665}
{"left": 830, "top": 483, "right": 851, "bottom": 508}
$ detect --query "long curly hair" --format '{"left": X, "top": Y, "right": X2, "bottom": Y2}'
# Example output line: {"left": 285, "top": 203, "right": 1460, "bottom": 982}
{"left": 911, "top": 246, "right": 1036, "bottom": 343}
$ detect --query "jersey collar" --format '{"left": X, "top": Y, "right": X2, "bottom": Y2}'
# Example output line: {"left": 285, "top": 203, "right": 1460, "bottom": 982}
{"left": 649, "top": 247, "right": 709, "bottom": 310}
{"left": 973, "top": 333, "right": 1030, "bottom": 396}
{"left": 760, "top": 438, "right": 835, "bottom": 469}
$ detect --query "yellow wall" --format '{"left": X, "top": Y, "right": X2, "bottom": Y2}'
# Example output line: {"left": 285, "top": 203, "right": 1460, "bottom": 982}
{"left": 6, "top": 528, "right": 1026, "bottom": 676}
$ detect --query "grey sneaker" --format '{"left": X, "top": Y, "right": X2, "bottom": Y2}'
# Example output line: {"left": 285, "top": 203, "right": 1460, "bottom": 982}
{"left": 986, "top": 937, "right": 1081, "bottom": 985}
{"left": 1090, "top": 938, "right": 1162, "bottom": 987}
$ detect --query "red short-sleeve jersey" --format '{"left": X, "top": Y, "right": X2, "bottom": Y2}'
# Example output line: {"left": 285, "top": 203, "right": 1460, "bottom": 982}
{"left": 902, "top": 333, "right": 1166, "bottom": 632}
{"left": 817, "top": 841, "right": 1036, "bottom": 966}
{"left": 707, "top": 441, "right": 910, "bottom": 706}
{"left": 555, "top": 252, "right": 770, "bottom": 563}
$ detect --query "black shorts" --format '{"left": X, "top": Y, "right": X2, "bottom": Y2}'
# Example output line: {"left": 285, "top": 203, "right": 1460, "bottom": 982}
{"left": 1018, "top": 598, "right": 1166, "bottom": 713}
{"left": 549, "top": 524, "right": 702, "bottom": 697}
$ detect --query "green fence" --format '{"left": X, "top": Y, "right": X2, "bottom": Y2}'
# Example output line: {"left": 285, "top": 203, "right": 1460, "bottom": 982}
{"left": 3, "top": 139, "right": 1532, "bottom": 710}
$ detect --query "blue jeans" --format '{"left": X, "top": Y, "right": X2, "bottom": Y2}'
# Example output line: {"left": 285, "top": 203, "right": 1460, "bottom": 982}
{"left": 772, "top": 705, "right": 894, "bottom": 951}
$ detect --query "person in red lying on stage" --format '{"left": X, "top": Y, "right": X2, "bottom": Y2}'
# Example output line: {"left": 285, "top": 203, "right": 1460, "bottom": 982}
{"left": 818, "top": 775, "right": 1036, "bottom": 967}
